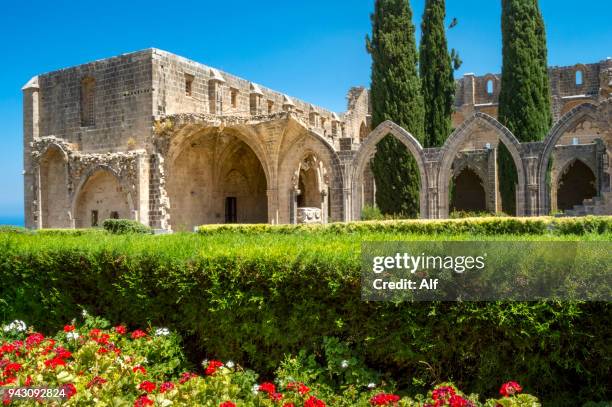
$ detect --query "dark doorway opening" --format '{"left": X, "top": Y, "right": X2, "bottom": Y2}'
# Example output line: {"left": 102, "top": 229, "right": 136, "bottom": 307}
{"left": 225, "top": 197, "right": 237, "bottom": 223}
{"left": 557, "top": 160, "right": 597, "bottom": 211}
{"left": 450, "top": 168, "right": 487, "bottom": 213}
{"left": 91, "top": 210, "right": 99, "bottom": 227}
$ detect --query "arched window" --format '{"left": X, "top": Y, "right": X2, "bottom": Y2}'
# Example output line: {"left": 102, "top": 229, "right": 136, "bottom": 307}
{"left": 486, "top": 79, "right": 494, "bottom": 95}
{"left": 80, "top": 77, "right": 96, "bottom": 127}
{"left": 575, "top": 70, "right": 583, "bottom": 86}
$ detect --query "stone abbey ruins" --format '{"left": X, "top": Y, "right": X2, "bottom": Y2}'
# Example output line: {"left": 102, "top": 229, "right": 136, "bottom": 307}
{"left": 23, "top": 49, "right": 612, "bottom": 230}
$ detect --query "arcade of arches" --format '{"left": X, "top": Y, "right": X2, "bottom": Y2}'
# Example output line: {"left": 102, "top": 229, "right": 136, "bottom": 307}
{"left": 29, "top": 102, "right": 612, "bottom": 230}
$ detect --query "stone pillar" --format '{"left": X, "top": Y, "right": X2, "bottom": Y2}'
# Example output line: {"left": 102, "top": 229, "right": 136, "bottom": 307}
{"left": 267, "top": 188, "right": 279, "bottom": 225}
{"left": 289, "top": 188, "right": 299, "bottom": 224}
{"left": 22, "top": 76, "right": 40, "bottom": 229}
{"left": 320, "top": 189, "right": 328, "bottom": 224}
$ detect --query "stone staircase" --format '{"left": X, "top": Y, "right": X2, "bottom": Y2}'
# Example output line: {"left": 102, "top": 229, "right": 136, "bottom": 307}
{"left": 563, "top": 191, "right": 611, "bottom": 216}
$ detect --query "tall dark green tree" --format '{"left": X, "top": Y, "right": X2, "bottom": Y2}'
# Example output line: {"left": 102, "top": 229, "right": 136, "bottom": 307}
{"left": 497, "top": 0, "right": 552, "bottom": 214}
{"left": 419, "top": 0, "right": 456, "bottom": 148}
{"left": 366, "top": 0, "right": 424, "bottom": 217}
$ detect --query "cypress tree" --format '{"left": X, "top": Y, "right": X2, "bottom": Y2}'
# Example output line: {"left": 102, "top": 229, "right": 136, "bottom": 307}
{"left": 419, "top": 0, "right": 455, "bottom": 148}
{"left": 366, "top": 0, "right": 425, "bottom": 217}
{"left": 497, "top": 0, "right": 552, "bottom": 214}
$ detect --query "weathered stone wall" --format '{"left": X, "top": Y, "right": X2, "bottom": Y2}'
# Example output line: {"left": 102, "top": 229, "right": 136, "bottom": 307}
{"left": 36, "top": 50, "right": 154, "bottom": 153}
{"left": 23, "top": 49, "right": 612, "bottom": 230}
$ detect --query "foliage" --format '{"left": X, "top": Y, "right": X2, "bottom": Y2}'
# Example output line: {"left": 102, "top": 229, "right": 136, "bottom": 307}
{"left": 367, "top": 0, "right": 424, "bottom": 217}
{"left": 103, "top": 219, "right": 152, "bottom": 235}
{"left": 0, "top": 224, "right": 610, "bottom": 406}
{"left": 0, "top": 319, "right": 543, "bottom": 406}
{"left": 0, "top": 226, "right": 28, "bottom": 234}
{"left": 419, "top": 0, "right": 456, "bottom": 147}
{"left": 361, "top": 205, "right": 384, "bottom": 221}
{"left": 497, "top": 0, "right": 552, "bottom": 214}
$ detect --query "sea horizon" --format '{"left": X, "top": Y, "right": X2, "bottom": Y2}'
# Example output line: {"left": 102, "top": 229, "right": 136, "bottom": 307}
{"left": 0, "top": 214, "right": 25, "bottom": 227}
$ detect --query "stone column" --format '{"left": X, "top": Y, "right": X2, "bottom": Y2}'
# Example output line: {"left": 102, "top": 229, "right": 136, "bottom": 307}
{"left": 22, "top": 76, "right": 40, "bottom": 229}
{"left": 267, "top": 188, "right": 279, "bottom": 225}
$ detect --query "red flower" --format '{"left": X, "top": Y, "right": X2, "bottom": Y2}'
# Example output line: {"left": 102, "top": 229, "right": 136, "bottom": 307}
{"left": 24, "top": 376, "right": 33, "bottom": 386}
{"left": 3, "top": 362, "right": 22, "bottom": 376}
{"left": 304, "top": 396, "right": 326, "bottom": 407}
{"left": 287, "top": 382, "right": 310, "bottom": 395}
{"left": 499, "top": 381, "right": 523, "bottom": 397}
{"left": 159, "top": 382, "right": 175, "bottom": 393}
{"left": 95, "top": 334, "right": 111, "bottom": 345}
{"left": 61, "top": 383, "right": 77, "bottom": 399}
{"left": 44, "top": 356, "right": 66, "bottom": 369}
{"left": 138, "top": 381, "right": 156, "bottom": 393}
{"left": 369, "top": 393, "right": 400, "bottom": 406}
{"left": 25, "top": 333, "right": 45, "bottom": 347}
{"left": 283, "top": 404, "right": 296, "bottom": 407}
{"left": 87, "top": 376, "right": 108, "bottom": 389}
{"left": 271, "top": 392, "right": 284, "bottom": 402}
{"left": 131, "top": 330, "right": 147, "bottom": 340}
{"left": 178, "top": 372, "right": 198, "bottom": 384}
{"left": 55, "top": 347, "right": 72, "bottom": 359}
{"left": 132, "top": 365, "right": 147, "bottom": 374}
{"left": 115, "top": 325, "right": 127, "bottom": 335}
{"left": 449, "top": 395, "right": 469, "bottom": 407}
{"left": 204, "top": 360, "right": 224, "bottom": 375}
{"left": 134, "top": 395, "right": 154, "bottom": 407}
{"left": 258, "top": 382, "right": 276, "bottom": 394}
{"left": 63, "top": 325, "right": 75, "bottom": 332}
{"left": 97, "top": 347, "right": 109, "bottom": 355}
{"left": 432, "top": 386, "right": 456, "bottom": 401}
{"left": 89, "top": 329, "right": 102, "bottom": 338}
{"left": 219, "top": 402, "right": 236, "bottom": 407}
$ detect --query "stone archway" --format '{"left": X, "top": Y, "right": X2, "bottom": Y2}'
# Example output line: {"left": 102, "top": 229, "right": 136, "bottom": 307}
{"left": 352, "top": 121, "right": 428, "bottom": 220}
{"left": 73, "top": 168, "right": 131, "bottom": 228}
{"left": 293, "top": 153, "right": 328, "bottom": 224}
{"left": 450, "top": 167, "right": 487, "bottom": 213}
{"left": 39, "top": 145, "right": 70, "bottom": 228}
{"left": 556, "top": 159, "right": 597, "bottom": 211}
{"left": 538, "top": 103, "right": 599, "bottom": 214}
{"left": 438, "top": 113, "right": 525, "bottom": 218}
{"left": 165, "top": 129, "right": 268, "bottom": 230}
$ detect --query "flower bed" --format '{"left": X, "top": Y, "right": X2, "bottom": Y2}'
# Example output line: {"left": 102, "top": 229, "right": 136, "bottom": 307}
{"left": 0, "top": 318, "right": 540, "bottom": 406}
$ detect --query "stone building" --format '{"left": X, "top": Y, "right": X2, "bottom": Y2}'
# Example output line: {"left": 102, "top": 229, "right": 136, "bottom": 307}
{"left": 23, "top": 49, "right": 612, "bottom": 230}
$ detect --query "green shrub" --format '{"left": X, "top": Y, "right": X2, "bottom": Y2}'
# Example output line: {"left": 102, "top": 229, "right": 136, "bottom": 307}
{"left": 0, "top": 222, "right": 610, "bottom": 406}
{"left": 361, "top": 205, "right": 384, "bottom": 221}
{"left": 102, "top": 219, "right": 152, "bottom": 235}
{"left": 198, "top": 216, "right": 612, "bottom": 236}
{"left": 0, "top": 225, "right": 28, "bottom": 234}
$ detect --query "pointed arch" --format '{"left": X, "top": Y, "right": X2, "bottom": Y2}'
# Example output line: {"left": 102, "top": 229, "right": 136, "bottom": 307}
{"left": 438, "top": 112, "right": 525, "bottom": 217}
{"left": 351, "top": 120, "right": 428, "bottom": 219}
{"left": 38, "top": 144, "right": 70, "bottom": 228}
{"left": 537, "top": 102, "right": 599, "bottom": 214}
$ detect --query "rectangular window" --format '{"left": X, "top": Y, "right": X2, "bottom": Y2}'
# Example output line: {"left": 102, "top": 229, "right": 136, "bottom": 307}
{"left": 231, "top": 89, "right": 238, "bottom": 108}
{"left": 110, "top": 211, "right": 119, "bottom": 219}
{"left": 91, "top": 210, "right": 99, "bottom": 227}
{"left": 185, "top": 74, "right": 194, "bottom": 96}
{"left": 267, "top": 100, "right": 274, "bottom": 114}
{"left": 225, "top": 197, "right": 237, "bottom": 223}
{"left": 80, "top": 77, "right": 96, "bottom": 127}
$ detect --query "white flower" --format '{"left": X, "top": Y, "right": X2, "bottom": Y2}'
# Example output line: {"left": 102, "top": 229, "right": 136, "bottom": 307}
{"left": 251, "top": 384, "right": 260, "bottom": 395}
{"left": 154, "top": 327, "right": 170, "bottom": 336}
{"left": 2, "top": 320, "right": 27, "bottom": 333}
{"left": 201, "top": 359, "right": 209, "bottom": 367}
{"left": 81, "top": 309, "right": 88, "bottom": 317}
{"left": 367, "top": 383, "right": 376, "bottom": 389}
{"left": 66, "top": 331, "right": 80, "bottom": 340}
{"left": 341, "top": 360, "right": 349, "bottom": 369}
{"left": 226, "top": 360, "right": 235, "bottom": 369}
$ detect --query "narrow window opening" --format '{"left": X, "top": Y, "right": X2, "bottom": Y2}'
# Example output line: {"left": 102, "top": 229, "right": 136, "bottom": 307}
{"left": 486, "top": 80, "right": 494, "bottom": 95}
{"left": 575, "top": 70, "right": 583, "bottom": 86}
{"left": 91, "top": 210, "right": 99, "bottom": 227}
{"left": 267, "top": 100, "right": 274, "bottom": 114}
{"left": 80, "top": 77, "right": 96, "bottom": 127}
{"left": 230, "top": 89, "right": 238, "bottom": 108}
{"left": 110, "top": 211, "right": 119, "bottom": 219}
{"left": 185, "top": 74, "right": 194, "bottom": 96}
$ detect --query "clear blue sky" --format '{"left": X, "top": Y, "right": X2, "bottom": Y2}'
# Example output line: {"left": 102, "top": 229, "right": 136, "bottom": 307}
{"left": 0, "top": 0, "right": 610, "bottom": 222}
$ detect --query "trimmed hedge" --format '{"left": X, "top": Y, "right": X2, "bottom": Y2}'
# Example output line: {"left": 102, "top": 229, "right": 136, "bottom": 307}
{"left": 197, "top": 216, "right": 612, "bottom": 236}
{"left": 102, "top": 219, "right": 152, "bottom": 235}
{"left": 0, "top": 225, "right": 610, "bottom": 406}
